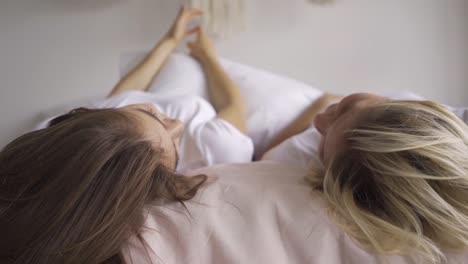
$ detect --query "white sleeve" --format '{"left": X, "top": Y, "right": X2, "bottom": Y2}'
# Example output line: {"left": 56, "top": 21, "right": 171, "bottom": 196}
{"left": 193, "top": 118, "right": 254, "bottom": 166}
{"left": 261, "top": 127, "right": 322, "bottom": 168}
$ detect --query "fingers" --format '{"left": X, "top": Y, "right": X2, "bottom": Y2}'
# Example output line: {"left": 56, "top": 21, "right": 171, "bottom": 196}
{"left": 188, "top": 9, "right": 204, "bottom": 17}
{"left": 178, "top": 4, "right": 203, "bottom": 20}
{"left": 183, "top": 10, "right": 203, "bottom": 26}
{"left": 194, "top": 27, "right": 206, "bottom": 39}
{"left": 185, "top": 26, "right": 201, "bottom": 37}
{"left": 187, "top": 41, "right": 195, "bottom": 50}
{"left": 178, "top": 4, "right": 186, "bottom": 16}
{"left": 174, "top": 5, "right": 203, "bottom": 35}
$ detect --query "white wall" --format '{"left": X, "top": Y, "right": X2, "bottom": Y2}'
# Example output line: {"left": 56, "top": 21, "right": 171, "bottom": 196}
{"left": 1, "top": 0, "right": 467, "bottom": 148}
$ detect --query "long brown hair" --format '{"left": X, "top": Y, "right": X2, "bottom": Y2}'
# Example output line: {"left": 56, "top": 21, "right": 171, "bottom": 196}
{"left": 0, "top": 108, "right": 207, "bottom": 264}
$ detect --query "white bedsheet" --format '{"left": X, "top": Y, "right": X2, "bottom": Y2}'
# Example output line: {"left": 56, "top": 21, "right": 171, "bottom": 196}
{"left": 122, "top": 161, "right": 468, "bottom": 264}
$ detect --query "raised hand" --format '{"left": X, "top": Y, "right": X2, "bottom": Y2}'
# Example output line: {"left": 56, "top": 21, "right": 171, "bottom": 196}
{"left": 110, "top": 5, "right": 203, "bottom": 97}
{"left": 187, "top": 28, "right": 217, "bottom": 63}
{"left": 165, "top": 5, "right": 203, "bottom": 44}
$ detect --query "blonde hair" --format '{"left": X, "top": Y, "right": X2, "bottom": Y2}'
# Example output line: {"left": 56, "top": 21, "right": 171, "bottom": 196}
{"left": 307, "top": 100, "right": 468, "bottom": 263}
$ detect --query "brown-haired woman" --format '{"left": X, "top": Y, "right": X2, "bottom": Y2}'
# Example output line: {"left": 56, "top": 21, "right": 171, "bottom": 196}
{"left": 0, "top": 5, "right": 252, "bottom": 264}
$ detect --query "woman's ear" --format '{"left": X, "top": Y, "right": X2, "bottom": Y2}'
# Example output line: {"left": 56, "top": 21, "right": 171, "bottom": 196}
{"left": 172, "top": 175, "right": 207, "bottom": 201}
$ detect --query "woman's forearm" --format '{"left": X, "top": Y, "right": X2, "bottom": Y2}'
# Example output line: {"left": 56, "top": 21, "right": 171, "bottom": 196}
{"left": 263, "top": 99, "right": 328, "bottom": 155}
{"left": 199, "top": 55, "right": 247, "bottom": 134}
{"left": 109, "top": 38, "right": 177, "bottom": 97}
{"left": 200, "top": 55, "right": 242, "bottom": 111}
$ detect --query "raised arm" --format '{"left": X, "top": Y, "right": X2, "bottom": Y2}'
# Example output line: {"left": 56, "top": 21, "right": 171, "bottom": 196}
{"left": 109, "top": 5, "right": 202, "bottom": 97}
{"left": 187, "top": 29, "right": 248, "bottom": 134}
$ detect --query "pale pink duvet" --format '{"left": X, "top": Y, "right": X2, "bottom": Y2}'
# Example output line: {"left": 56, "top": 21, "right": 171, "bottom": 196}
{"left": 123, "top": 161, "right": 468, "bottom": 264}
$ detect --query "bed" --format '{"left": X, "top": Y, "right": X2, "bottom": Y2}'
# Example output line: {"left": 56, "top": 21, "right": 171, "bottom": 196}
{"left": 114, "top": 53, "right": 468, "bottom": 264}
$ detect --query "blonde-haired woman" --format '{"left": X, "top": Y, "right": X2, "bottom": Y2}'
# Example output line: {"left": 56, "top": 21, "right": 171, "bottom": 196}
{"left": 262, "top": 92, "right": 468, "bottom": 263}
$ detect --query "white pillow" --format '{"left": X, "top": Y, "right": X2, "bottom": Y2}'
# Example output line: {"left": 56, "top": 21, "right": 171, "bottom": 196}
{"left": 120, "top": 52, "right": 323, "bottom": 157}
